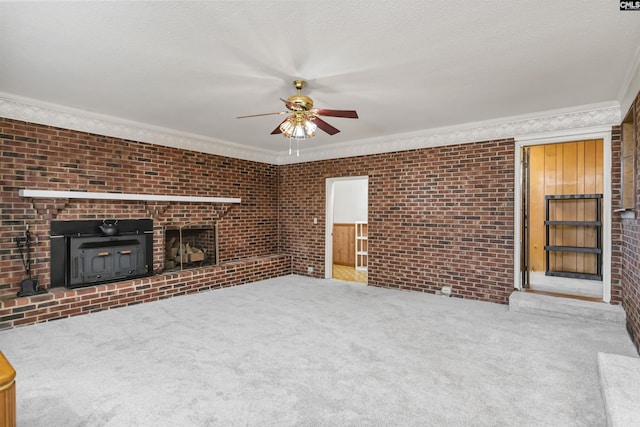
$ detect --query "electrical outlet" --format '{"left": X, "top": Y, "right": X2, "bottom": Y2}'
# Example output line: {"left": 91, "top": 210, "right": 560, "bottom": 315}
{"left": 441, "top": 286, "right": 452, "bottom": 297}
{"left": 307, "top": 266, "right": 314, "bottom": 273}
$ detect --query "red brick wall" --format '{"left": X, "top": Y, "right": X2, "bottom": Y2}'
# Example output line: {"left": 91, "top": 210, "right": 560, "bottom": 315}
{"left": 279, "top": 139, "right": 516, "bottom": 304}
{"left": 621, "top": 92, "right": 640, "bottom": 352}
{"left": 0, "top": 118, "right": 279, "bottom": 298}
{"left": 2, "top": 114, "right": 632, "bottom": 331}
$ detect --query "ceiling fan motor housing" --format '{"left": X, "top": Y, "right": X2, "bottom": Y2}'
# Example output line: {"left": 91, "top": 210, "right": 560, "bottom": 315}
{"left": 286, "top": 94, "right": 314, "bottom": 111}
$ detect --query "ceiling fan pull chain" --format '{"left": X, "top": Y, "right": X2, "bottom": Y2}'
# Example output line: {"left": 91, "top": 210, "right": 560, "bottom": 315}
{"left": 289, "top": 137, "right": 292, "bottom": 155}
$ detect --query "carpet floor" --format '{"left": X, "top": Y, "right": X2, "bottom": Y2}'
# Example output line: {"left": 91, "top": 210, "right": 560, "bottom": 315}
{"left": 1, "top": 275, "right": 637, "bottom": 426}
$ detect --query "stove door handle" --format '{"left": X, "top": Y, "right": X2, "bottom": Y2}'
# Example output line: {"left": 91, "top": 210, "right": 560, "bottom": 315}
{"left": 98, "top": 252, "right": 110, "bottom": 257}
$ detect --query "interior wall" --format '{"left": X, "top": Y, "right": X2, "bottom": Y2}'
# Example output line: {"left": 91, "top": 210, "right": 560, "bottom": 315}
{"left": 333, "top": 179, "right": 368, "bottom": 223}
{"left": 0, "top": 118, "right": 279, "bottom": 298}
{"left": 280, "top": 139, "right": 516, "bottom": 304}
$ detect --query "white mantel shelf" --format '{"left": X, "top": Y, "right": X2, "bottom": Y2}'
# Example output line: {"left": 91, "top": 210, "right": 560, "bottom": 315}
{"left": 18, "top": 189, "right": 241, "bottom": 204}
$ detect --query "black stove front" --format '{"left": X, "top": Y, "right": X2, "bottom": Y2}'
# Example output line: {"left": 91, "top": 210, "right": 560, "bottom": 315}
{"left": 50, "top": 219, "right": 153, "bottom": 288}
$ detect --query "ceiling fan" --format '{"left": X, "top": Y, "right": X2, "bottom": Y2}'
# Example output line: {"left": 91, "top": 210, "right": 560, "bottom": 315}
{"left": 237, "top": 80, "right": 358, "bottom": 138}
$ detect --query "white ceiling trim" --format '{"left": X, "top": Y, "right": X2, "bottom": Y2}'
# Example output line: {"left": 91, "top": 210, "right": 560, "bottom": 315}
{"left": 275, "top": 102, "right": 621, "bottom": 164}
{"left": 0, "top": 93, "right": 275, "bottom": 164}
{"left": 1, "top": 93, "right": 620, "bottom": 166}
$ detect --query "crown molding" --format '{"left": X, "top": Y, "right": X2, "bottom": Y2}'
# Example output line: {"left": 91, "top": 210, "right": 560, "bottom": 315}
{"left": 275, "top": 102, "right": 621, "bottom": 164}
{"left": 0, "top": 93, "right": 277, "bottom": 164}
{"left": 0, "top": 93, "right": 620, "bottom": 166}
{"left": 618, "top": 42, "right": 640, "bottom": 117}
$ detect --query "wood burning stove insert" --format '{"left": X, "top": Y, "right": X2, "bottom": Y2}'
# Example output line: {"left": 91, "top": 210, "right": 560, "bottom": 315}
{"left": 50, "top": 219, "right": 153, "bottom": 288}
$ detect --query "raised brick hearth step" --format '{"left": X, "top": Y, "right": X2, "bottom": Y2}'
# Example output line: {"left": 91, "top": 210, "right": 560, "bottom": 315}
{"left": 0, "top": 254, "right": 291, "bottom": 330}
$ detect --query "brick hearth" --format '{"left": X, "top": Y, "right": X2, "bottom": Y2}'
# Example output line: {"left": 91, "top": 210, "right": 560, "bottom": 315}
{"left": 0, "top": 255, "right": 291, "bottom": 330}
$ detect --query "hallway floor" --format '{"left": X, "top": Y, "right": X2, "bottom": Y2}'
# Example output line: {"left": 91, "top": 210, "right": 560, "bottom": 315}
{"left": 332, "top": 264, "right": 367, "bottom": 284}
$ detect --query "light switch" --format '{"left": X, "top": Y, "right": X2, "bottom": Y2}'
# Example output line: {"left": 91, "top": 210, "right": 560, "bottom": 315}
{"left": 313, "top": 217, "right": 318, "bottom": 225}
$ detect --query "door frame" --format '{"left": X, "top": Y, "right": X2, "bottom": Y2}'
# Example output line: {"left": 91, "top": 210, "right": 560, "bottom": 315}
{"left": 325, "top": 176, "right": 369, "bottom": 279}
{"left": 513, "top": 127, "right": 612, "bottom": 302}
{"left": 521, "top": 146, "right": 531, "bottom": 288}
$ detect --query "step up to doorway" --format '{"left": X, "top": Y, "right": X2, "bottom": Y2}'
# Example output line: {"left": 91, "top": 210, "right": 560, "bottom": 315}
{"left": 597, "top": 352, "right": 640, "bottom": 427}
{"left": 509, "top": 291, "right": 626, "bottom": 325}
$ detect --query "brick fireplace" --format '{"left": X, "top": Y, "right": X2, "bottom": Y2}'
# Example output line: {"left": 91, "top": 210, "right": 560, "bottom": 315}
{"left": 0, "top": 117, "right": 287, "bottom": 329}
{"left": 165, "top": 225, "right": 217, "bottom": 271}
{"left": 50, "top": 219, "right": 154, "bottom": 288}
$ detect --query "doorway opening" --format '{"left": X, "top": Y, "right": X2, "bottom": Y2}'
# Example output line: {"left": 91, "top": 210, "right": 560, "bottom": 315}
{"left": 521, "top": 139, "right": 604, "bottom": 299}
{"left": 325, "top": 176, "right": 368, "bottom": 284}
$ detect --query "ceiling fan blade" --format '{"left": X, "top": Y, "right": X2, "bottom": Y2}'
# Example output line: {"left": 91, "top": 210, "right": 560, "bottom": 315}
{"left": 315, "top": 109, "right": 358, "bottom": 119}
{"left": 237, "top": 111, "right": 287, "bottom": 119}
{"left": 271, "top": 118, "right": 288, "bottom": 134}
{"left": 311, "top": 117, "right": 340, "bottom": 135}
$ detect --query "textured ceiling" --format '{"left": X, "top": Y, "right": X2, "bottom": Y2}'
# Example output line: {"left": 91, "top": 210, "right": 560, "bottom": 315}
{"left": 1, "top": 1, "right": 639, "bottom": 164}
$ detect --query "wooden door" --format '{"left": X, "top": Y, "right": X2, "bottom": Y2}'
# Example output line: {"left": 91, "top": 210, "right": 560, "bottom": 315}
{"left": 332, "top": 223, "right": 355, "bottom": 266}
{"left": 528, "top": 139, "right": 603, "bottom": 275}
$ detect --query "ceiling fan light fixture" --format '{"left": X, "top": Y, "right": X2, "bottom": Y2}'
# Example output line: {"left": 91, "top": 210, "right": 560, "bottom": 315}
{"left": 280, "top": 115, "right": 317, "bottom": 140}
{"left": 237, "top": 79, "right": 358, "bottom": 156}
{"left": 279, "top": 113, "right": 317, "bottom": 156}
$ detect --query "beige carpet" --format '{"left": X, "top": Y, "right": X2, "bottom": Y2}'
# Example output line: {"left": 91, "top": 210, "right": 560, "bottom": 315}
{"left": 0, "top": 275, "right": 637, "bottom": 426}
